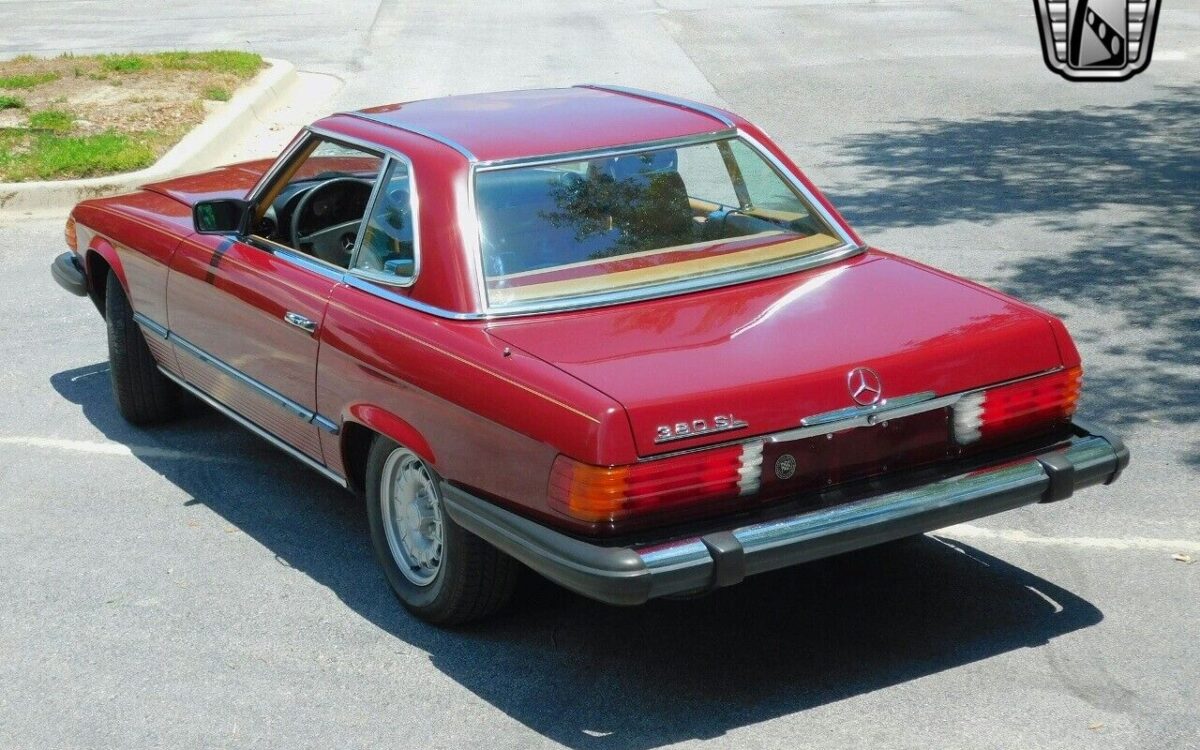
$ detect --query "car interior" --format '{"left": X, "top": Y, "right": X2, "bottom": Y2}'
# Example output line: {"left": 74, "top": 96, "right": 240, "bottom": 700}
{"left": 252, "top": 145, "right": 415, "bottom": 279}
{"left": 477, "top": 146, "right": 828, "bottom": 278}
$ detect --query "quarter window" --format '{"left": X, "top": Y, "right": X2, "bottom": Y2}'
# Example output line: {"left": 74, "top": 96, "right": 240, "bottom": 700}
{"left": 353, "top": 160, "right": 417, "bottom": 282}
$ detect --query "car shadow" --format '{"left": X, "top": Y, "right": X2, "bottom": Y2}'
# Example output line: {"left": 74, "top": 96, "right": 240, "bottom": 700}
{"left": 827, "top": 84, "right": 1199, "bottom": 436}
{"left": 53, "top": 362, "right": 1103, "bottom": 749}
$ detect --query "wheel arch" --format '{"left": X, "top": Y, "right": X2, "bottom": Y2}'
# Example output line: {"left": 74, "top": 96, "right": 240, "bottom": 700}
{"left": 339, "top": 405, "right": 437, "bottom": 495}
{"left": 83, "top": 237, "right": 126, "bottom": 318}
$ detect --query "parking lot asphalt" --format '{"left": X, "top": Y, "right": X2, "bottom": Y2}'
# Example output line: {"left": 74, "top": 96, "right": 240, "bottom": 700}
{"left": 2, "top": 2, "right": 1198, "bottom": 748}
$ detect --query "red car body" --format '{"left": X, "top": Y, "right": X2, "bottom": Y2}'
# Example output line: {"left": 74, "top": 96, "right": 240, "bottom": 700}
{"left": 52, "top": 86, "right": 1127, "bottom": 612}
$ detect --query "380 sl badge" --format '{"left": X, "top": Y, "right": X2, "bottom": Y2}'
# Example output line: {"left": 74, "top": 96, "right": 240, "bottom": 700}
{"left": 655, "top": 414, "right": 749, "bottom": 443}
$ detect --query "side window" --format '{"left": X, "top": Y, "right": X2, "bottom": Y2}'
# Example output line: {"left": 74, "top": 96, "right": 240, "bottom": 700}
{"left": 728, "top": 139, "right": 810, "bottom": 215}
{"left": 255, "top": 138, "right": 383, "bottom": 269}
{"left": 675, "top": 142, "right": 739, "bottom": 208}
{"left": 352, "top": 159, "right": 417, "bottom": 282}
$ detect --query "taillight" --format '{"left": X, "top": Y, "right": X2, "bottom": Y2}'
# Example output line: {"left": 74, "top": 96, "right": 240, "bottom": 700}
{"left": 953, "top": 367, "right": 1081, "bottom": 445}
{"left": 549, "top": 442, "right": 764, "bottom": 523}
{"left": 64, "top": 214, "right": 78, "bottom": 252}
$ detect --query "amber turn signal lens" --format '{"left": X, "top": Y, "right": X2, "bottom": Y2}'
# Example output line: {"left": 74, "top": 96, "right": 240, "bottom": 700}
{"left": 548, "top": 443, "right": 761, "bottom": 524}
{"left": 64, "top": 215, "right": 78, "bottom": 252}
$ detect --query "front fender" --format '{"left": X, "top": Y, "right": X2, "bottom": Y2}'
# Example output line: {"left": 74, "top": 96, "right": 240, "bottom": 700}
{"left": 84, "top": 236, "right": 127, "bottom": 315}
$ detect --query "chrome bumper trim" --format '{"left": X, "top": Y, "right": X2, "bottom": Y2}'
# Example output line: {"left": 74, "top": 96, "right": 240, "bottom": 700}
{"left": 639, "top": 433, "right": 1122, "bottom": 597}
{"left": 442, "top": 422, "right": 1127, "bottom": 606}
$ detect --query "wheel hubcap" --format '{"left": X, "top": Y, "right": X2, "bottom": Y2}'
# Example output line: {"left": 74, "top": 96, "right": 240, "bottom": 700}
{"left": 380, "top": 448, "right": 444, "bottom": 586}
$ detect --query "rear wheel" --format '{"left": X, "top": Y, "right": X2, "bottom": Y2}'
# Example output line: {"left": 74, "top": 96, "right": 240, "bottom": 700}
{"left": 105, "top": 271, "right": 180, "bottom": 425}
{"left": 365, "top": 437, "right": 518, "bottom": 624}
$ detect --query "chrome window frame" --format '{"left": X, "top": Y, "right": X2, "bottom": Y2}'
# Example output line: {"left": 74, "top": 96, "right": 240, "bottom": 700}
{"left": 235, "top": 120, "right": 862, "bottom": 321}
{"left": 468, "top": 130, "right": 862, "bottom": 316}
{"left": 346, "top": 155, "right": 422, "bottom": 288}
{"left": 242, "top": 126, "right": 422, "bottom": 289}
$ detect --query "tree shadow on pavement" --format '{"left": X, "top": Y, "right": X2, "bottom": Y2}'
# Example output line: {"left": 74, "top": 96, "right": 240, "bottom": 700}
{"left": 829, "top": 85, "right": 1199, "bottom": 434}
{"left": 53, "top": 363, "right": 1105, "bottom": 750}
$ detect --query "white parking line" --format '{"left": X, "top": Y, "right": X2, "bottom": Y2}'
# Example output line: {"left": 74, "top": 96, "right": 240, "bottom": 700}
{"left": 0, "top": 436, "right": 237, "bottom": 463}
{"left": 939, "top": 524, "right": 1200, "bottom": 555}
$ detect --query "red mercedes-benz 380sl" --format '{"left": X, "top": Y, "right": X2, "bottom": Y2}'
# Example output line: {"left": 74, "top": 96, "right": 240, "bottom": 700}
{"left": 51, "top": 86, "right": 1128, "bottom": 623}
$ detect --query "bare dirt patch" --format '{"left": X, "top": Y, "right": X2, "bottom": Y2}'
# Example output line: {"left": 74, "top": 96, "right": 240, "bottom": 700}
{"left": 0, "top": 51, "right": 264, "bottom": 181}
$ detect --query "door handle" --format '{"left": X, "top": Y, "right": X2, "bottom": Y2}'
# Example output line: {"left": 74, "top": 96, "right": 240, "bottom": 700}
{"left": 283, "top": 311, "right": 318, "bottom": 334}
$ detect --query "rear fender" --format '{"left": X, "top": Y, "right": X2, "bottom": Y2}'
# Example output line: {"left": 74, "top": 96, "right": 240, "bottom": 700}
{"left": 345, "top": 404, "right": 436, "bottom": 464}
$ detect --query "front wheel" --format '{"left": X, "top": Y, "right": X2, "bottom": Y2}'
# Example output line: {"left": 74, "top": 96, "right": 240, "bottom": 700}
{"left": 365, "top": 438, "right": 519, "bottom": 624}
{"left": 105, "top": 271, "right": 180, "bottom": 425}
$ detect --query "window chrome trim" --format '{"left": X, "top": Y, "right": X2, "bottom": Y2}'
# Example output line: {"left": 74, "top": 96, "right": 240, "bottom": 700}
{"left": 340, "top": 274, "right": 485, "bottom": 320}
{"left": 241, "top": 121, "right": 863, "bottom": 322}
{"left": 574, "top": 84, "right": 736, "bottom": 129}
{"left": 245, "top": 129, "right": 313, "bottom": 209}
{"left": 736, "top": 129, "right": 858, "bottom": 249}
{"left": 345, "top": 154, "right": 422, "bottom": 289}
{"left": 473, "top": 130, "right": 736, "bottom": 170}
{"left": 347, "top": 154, "right": 392, "bottom": 271}
{"left": 135, "top": 311, "right": 342, "bottom": 435}
{"left": 474, "top": 244, "right": 864, "bottom": 318}
{"left": 469, "top": 131, "right": 863, "bottom": 316}
{"left": 159, "top": 366, "right": 347, "bottom": 487}
{"left": 246, "top": 237, "right": 349, "bottom": 282}
{"left": 242, "top": 126, "right": 424, "bottom": 289}
{"left": 338, "top": 111, "right": 478, "bottom": 162}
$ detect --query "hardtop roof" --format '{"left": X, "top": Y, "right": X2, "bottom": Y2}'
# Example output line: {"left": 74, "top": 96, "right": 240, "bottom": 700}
{"left": 342, "top": 86, "right": 734, "bottom": 163}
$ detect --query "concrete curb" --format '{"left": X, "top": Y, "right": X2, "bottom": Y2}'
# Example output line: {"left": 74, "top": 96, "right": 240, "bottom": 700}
{"left": 0, "top": 58, "right": 299, "bottom": 218}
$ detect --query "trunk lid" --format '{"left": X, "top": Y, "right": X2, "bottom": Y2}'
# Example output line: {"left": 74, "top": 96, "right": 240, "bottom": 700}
{"left": 487, "top": 253, "right": 1064, "bottom": 457}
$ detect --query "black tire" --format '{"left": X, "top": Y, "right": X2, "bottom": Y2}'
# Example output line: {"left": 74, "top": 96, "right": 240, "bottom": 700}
{"left": 105, "top": 271, "right": 180, "bottom": 425}
{"left": 365, "top": 437, "right": 519, "bottom": 625}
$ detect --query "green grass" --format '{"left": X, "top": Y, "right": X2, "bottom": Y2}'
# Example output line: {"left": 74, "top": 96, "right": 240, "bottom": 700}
{"left": 202, "top": 85, "right": 231, "bottom": 102}
{"left": 97, "top": 50, "right": 263, "bottom": 77}
{"left": 28, "top": 109, "right": 74, "bottom": 132}
{"left": 0, "top": 71, "right": 60, "bottom": 89}
{"left": 0, "top": 94, "right": 23, "bottom": 109}
{"left": 0, "top": 130, "right": 159, "bottom": 181}
{"left": 101, "top": 54, "right": 150, "bottom": 73}
{"left": 159, "top": 50, "right": 263, "bottom": 76}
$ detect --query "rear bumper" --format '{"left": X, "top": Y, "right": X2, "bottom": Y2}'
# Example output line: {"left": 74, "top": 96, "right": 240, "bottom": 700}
{"left": 51, "top": 252, "right": 88, "bottom": 297}
{"left": 441, "top": 419, "right": 1129, "bottom": 606}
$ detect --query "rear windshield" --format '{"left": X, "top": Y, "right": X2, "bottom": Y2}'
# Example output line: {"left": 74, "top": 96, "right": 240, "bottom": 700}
{"left": 474, "top": 137, "right": 844, "bottom": 310}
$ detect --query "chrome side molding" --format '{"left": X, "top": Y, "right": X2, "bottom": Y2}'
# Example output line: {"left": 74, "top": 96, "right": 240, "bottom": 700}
{"left": 158, "top": 367, "right": 347, "bottom": 487}
{"left": 132, "top": 311, "right": 340, "bottom": 435}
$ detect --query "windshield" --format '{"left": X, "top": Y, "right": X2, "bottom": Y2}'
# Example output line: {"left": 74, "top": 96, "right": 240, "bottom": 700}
{"left": 474, "top": 137, "right": 846, "bottom": 310}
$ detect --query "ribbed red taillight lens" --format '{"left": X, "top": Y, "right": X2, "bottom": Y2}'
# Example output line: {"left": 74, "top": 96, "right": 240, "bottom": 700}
{"left": 548, "top": 442, "right": 764, "bottom": 523}
{"left": 953, "top": 367, "right": 1081, "bottom": 445}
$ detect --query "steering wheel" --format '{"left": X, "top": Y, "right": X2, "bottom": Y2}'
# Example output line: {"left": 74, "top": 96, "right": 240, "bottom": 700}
{"left": 289, "top": 177, "right": 374, "bottom": 266}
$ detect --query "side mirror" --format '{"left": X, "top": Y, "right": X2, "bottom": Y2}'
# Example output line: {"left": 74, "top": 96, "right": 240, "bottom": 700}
{"left": 193, "top": 198, "right": 251, "bottom": 235}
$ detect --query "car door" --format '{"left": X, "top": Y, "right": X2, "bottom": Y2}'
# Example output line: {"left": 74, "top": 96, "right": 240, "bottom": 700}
{"left": 166, "top": 134, "right": 386, "bottom": 462}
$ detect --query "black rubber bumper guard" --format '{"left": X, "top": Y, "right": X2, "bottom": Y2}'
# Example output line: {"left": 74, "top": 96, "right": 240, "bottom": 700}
{"left": 440, "top": 419, "right": 1129, "bottom": 606}
{"left": 51, "top": 252, "right": 88, "bottom": 297}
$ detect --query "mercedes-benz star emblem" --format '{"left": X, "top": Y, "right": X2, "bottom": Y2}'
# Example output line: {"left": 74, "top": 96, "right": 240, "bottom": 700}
{"left": 847, "top": 367, "right": 883, "bottom": 406}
